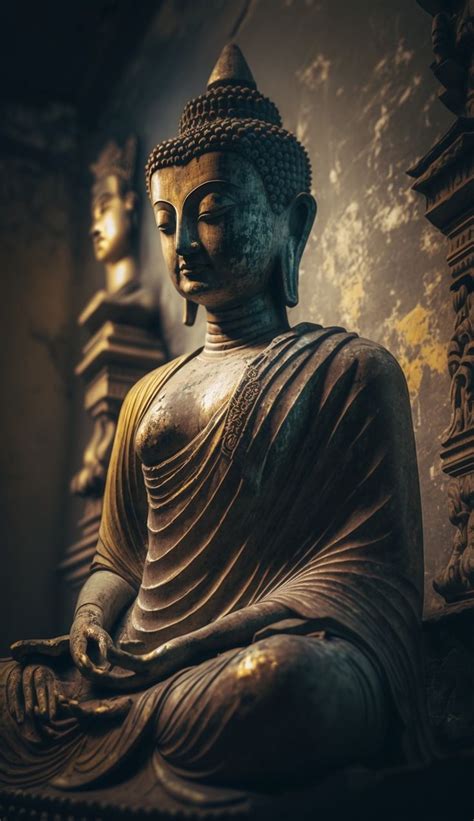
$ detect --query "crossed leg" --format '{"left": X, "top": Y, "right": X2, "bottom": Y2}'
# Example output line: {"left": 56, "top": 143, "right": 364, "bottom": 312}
{"left": 153, "top": 634, "right": 389, "bottom": 787}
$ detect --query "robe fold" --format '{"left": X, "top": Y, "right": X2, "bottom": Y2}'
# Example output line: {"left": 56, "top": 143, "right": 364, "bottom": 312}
{"left": 0, "top": 323, "right": 431, "bottom": 795}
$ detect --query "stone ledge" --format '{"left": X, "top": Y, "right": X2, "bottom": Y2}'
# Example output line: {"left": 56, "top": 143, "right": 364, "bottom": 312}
{"left": 423, "top": 602, "right": 474, "bottom": 748}
{"left": 2, "top": 751, "right": 474, "bottom": 821}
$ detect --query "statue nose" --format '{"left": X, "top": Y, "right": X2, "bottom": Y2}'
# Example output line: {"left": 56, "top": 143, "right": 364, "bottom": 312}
{"left": 177, "top": 240, "right": 200, "bottom": 258}
{"left": 175, "top": 215, "right": 200, "bottom": 256}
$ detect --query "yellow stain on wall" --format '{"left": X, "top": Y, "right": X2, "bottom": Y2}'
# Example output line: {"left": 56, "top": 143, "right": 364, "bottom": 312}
{"left": 339, "top": 270, "right": 366, "bottom": 329}
{"left": 321, "top": 201, "right": 371, "bottom": 330}
{"left": 389, "top": 303, "right": 445, "bottom": 398}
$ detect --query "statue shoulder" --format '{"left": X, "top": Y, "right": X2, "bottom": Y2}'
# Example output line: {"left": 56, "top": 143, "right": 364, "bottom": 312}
{"left": 336, "top": 330, "right": 401, "bottom": 364}
{"left": 297, "top": 324, "right": 409, "bottom": 401}
{"left": 344, "top": 335, "right": 408, "bottom": 392}
{"left": 119, "top": 353, "right": 192, "bottom": 424}
{"left": 328, "top": 333, "right": 411, "bottom": 418}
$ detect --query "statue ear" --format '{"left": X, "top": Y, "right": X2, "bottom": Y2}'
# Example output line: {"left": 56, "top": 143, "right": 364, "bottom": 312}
{"left": 183, "top": 299, "right": 199, "bottom": 326}
{"left": 281, "top": 193, "right": 317, "bottom": 308}
{"left": 124, "top": 190, "right": 138, "bottom": 212}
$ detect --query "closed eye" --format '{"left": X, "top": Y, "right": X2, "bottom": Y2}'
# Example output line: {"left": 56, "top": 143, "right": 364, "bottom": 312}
{"left": 93, "top": 193, "right": 113, "bottom": 219}
{"left": 157, "top": 220, "right": 175, "bottom": 234}
{"left": 155, "top": 208, "right": 175, "bottom": 234}
{"left": 198, "top": 204, "right": 235, "bottom": 223}
{"left": 197, "top": 190, "right": 237, "bottom": 223}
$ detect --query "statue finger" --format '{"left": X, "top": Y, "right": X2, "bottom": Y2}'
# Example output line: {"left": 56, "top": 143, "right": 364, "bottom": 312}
{"left": 96, "top": 631, "right": 113, "bottom": 669}
{"left": 57, "top": 694, "right": 79, "bottom": 717}
{"left": 83, "top": 667, "right": 139, "bottom": 689}
{"left": 22, "top": 666, "right": 37, "bottom": 718}
{"left": 33, "top": 668, "right": 48, "bottom": 719}
{"left": 83, "top": 633, "right": 107, "bottom": 671}
{"left": 76, "top": 651, "right": 112, "bottom": 681}
{"left": 7, "top": 667, "right": 24, "bottom": 723}
{"left": 108, "top": 640, "right": 169, "bottom": 672}
{"left": 78, "top": 626, "right": 112, "bottom": 671}
{"left": 77, "top": 651, "right": 96, "bottom": 674}
{"left": 107, "top": 645, "right": 149, "bottom": 671}
{"left": 46, "top": 675, "right": 58, "bottom": 721}
{"left": 70, "top": 632, "right": 88, "bottom": 670}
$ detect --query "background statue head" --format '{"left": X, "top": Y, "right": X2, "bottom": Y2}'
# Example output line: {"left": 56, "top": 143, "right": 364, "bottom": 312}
{"left": 145, "top": 44, "right": 316, "bottom": 325}
{"left": 90, "top": 136, "right": 139, "bottom": 294}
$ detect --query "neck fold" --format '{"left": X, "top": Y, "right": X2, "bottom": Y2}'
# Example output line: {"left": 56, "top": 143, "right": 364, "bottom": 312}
{"left": 105, "top": 256, "right": 138, "bottom": 295}
{"left": 202, "top": 293, "right": 289, "bottom": 356}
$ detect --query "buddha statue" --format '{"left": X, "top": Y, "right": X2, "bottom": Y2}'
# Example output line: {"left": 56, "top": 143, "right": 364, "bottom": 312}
{"left": 63, "top": 137, "right": 166, "bottom": 599}
{"left": 89, "top": 136, "right": 140, "bottom": 298}
{"left": 70, "top": 136, "right": 146, "bottom": 501}
{"left": 0, "top": 45, "right": 431, "bottom": 810}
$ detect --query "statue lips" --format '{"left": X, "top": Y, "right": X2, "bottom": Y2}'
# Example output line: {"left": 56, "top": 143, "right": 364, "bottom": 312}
{"left": 93, "top": 235, "right": 105, "bottom": 255}
{"left": 179, "top": 262, "right": 210, "bottom": 282}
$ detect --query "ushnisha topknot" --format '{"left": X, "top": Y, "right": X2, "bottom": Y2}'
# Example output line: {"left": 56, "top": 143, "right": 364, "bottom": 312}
{"left": 145, "top": 44, "right": 311, "bottom": 215}
{"left": 92, "top": 136, "right": 137, "bottom": 188}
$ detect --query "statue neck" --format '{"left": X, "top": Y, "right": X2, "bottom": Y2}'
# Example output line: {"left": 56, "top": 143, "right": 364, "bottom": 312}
{"left": 105, "top": 256, "right": 138, "bottom": 295}
{"left": 203, "top": 293, "right": 289, "bottom": 356}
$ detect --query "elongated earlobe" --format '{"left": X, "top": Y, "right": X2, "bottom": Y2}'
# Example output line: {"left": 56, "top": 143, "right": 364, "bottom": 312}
{"left": 183, "top": 300, "right": 199, "bottom": 326}
{"left": 281, "top": 239, "right": 298, "bottom": 307}
{"left": 280, "top": 193, "right": 317, "bottom": 308}
{"left": 124, "top": 191, "right": 138, "bottom": 212}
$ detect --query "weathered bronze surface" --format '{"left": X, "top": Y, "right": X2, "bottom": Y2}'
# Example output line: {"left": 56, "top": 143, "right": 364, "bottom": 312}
{"left": 409, "top": 0, "right": 474, "bottom": 603}
{"left": 0, "top": 45, "right": 430, "bottom": 813}
{"left": 60, "top": 138, "right": 166, "bottom": 593}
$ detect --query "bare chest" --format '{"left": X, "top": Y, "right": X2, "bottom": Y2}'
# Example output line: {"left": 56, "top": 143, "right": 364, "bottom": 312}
{"left": 135, "top": 353, "right": 253, "bottom": 466}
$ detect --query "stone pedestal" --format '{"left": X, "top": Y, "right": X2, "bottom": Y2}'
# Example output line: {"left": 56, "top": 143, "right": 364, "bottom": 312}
{"left": 59, "top": 289, "right": 166, "bottom": 592}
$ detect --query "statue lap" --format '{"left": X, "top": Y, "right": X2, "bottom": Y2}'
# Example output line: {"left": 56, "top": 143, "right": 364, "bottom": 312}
{"left": 0, "top": 634, "right": 388, "bottom": 789}
{"left": 153, "top": 634, "right": 388, "bottom": 785}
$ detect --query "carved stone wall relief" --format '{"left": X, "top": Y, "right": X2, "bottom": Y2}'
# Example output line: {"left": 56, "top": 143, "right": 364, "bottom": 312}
{"left": 409, "top": 0, "right": 474, "bottom": 603}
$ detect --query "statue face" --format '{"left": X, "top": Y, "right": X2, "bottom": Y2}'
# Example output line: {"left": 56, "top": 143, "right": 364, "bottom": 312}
{"left": 90, "top": 175, "right": 134, "bottom": 264}
{"left": 150, "top": 152, "right": 283, "bottom": 309}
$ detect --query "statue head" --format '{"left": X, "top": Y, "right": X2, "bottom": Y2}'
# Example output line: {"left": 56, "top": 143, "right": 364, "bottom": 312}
{"left": 90, "top": 137, "right": 139, "bottom": 292}
{"left": 145, "top": 45, "right": 316, "bottom": 324}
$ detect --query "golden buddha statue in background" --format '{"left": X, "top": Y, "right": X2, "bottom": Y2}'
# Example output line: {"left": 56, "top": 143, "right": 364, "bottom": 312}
{"left": 70, "top": 136, "right": 144, "bottom": 500}
{"left": 64, "top": 138, "right": 165, "bottom": 596}
{"left": 89, "top": 137, "right": 139, "bottom": 297}
{"left": 0, "top": 45, "right": 430, "bottom": 811}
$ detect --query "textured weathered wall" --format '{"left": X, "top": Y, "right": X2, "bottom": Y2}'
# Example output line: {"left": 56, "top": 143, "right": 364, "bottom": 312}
{"left": 78, "top": 0, "right": 452, "bottom": 615}
{"left": 0, "top": 105, "right": 81, "bottom": 651}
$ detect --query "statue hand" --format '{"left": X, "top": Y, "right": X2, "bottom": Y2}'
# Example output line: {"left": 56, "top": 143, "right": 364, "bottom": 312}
{"left": 85, "top": 635, "right": 195, "bottom": 691}
{"left": 110, "top": 635, "right": 191, "bottom": 676}
{"left": 7, "top": 664, "right": 62, "bottom": 723}
{"left": 70, "top": 605, "right": 114, "bottom": 679}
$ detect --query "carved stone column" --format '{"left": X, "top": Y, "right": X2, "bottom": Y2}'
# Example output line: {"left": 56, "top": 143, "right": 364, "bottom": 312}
{"left": 59, "top": 138, "right": 167, "bottom": 594}
{"left": 59, "top": 291, "right": 166, "bottom": 590}
{"left": 408, "top": 0, "right": 474, "bottom": 603}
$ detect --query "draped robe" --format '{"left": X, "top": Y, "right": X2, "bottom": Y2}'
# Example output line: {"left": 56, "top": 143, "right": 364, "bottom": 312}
{"left": 0, "top": 323, "right": 431, "bottom": 799}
